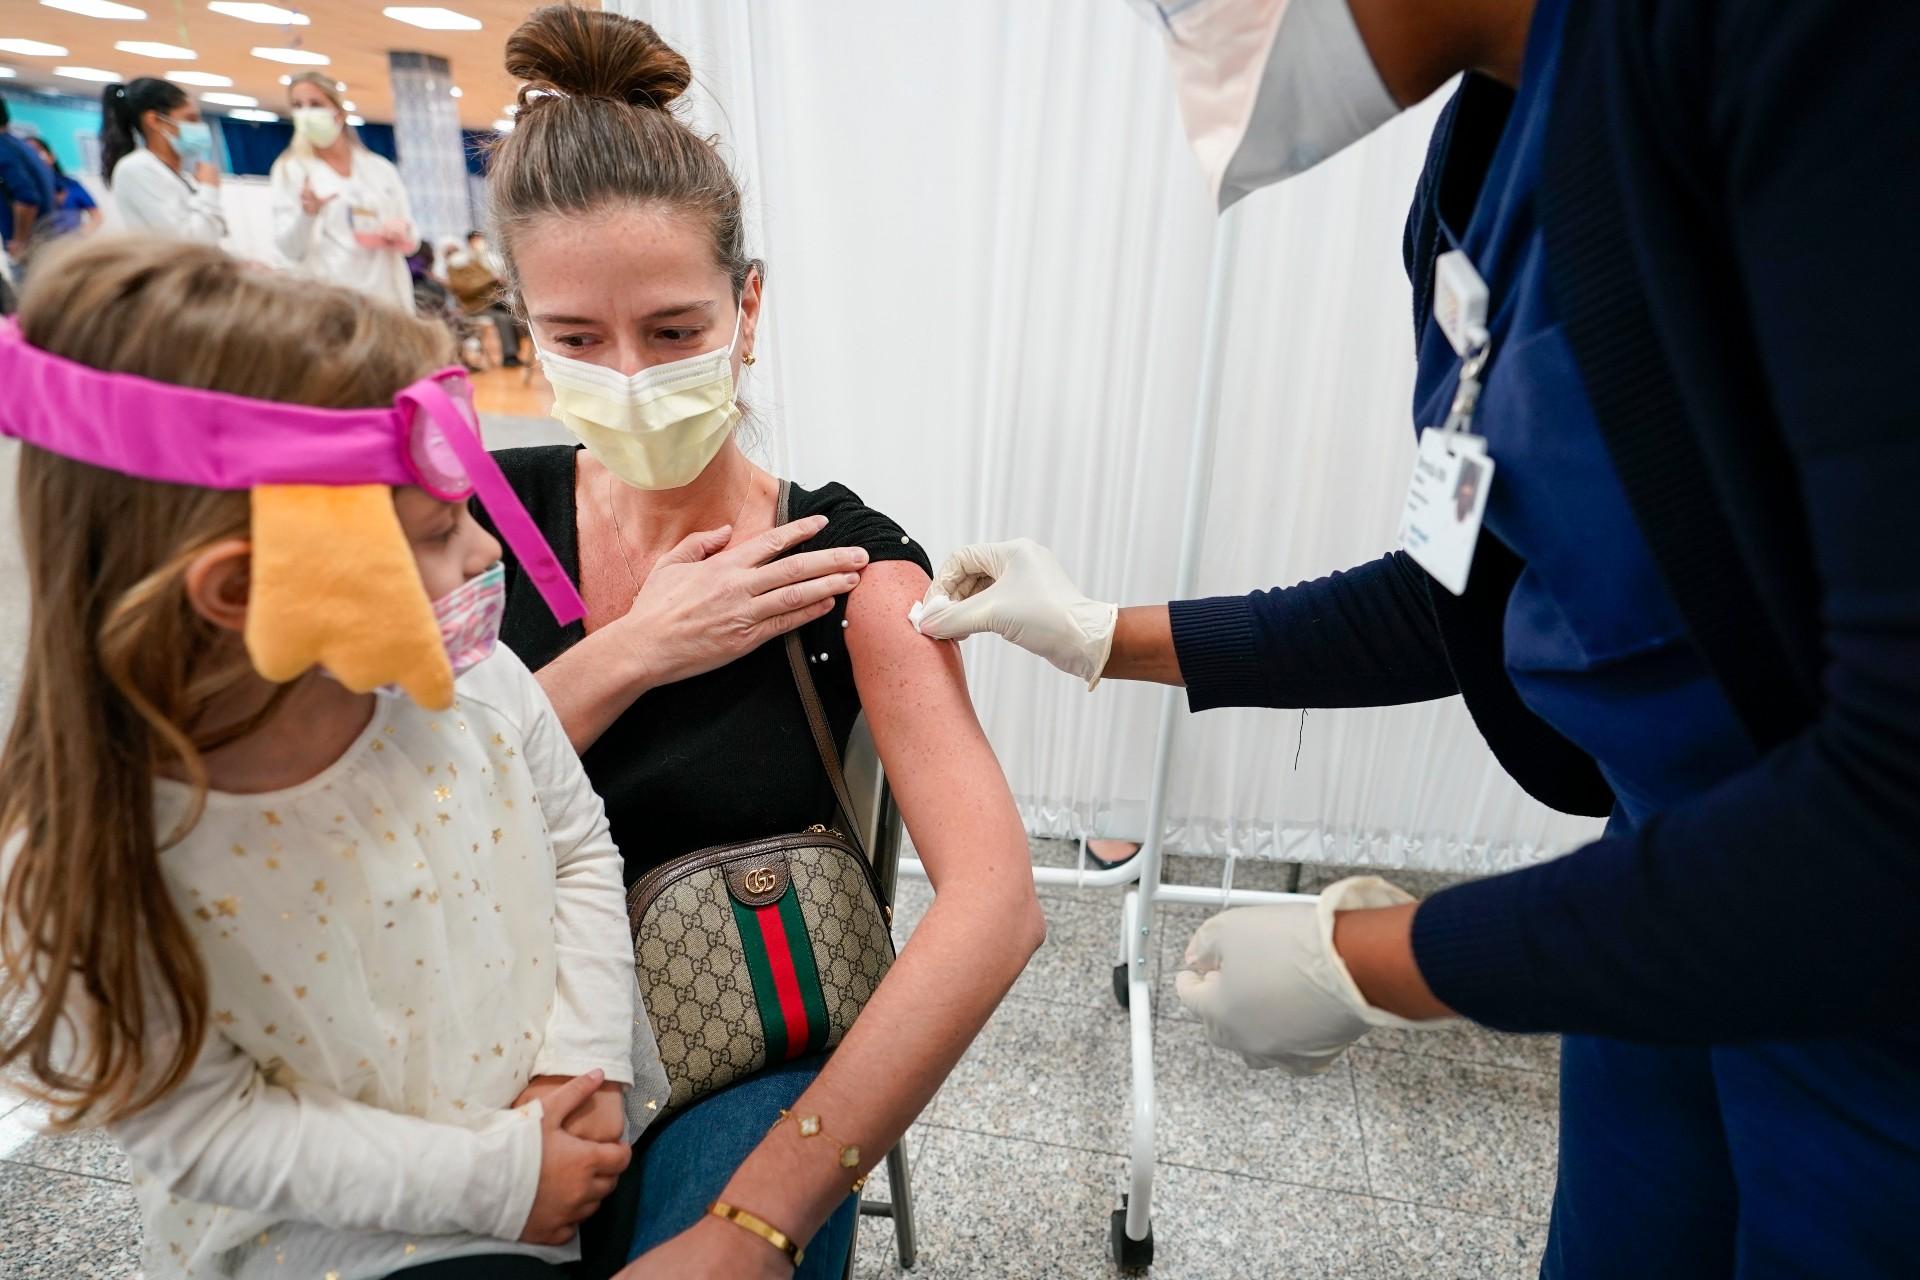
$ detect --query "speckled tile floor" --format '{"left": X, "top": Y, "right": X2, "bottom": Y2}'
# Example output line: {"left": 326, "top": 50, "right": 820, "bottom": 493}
{"left": 0, "top": 845, "right": 1558, "bottom": 1278}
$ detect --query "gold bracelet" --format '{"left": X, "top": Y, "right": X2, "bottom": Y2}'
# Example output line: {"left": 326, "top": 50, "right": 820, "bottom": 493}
{"left": 775, "top": 1108, "right": 870, "bottom": 1194}
{"left": 708, "top": 1200, "right": 804, "bottom": 1267}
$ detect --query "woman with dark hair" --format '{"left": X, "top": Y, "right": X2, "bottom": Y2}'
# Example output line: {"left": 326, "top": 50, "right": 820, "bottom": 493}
{"left": 25, "top": 137, "right": 99, "bottom": 239}
{"left": 99, "top": 78, "right": 225, "bottom": 243}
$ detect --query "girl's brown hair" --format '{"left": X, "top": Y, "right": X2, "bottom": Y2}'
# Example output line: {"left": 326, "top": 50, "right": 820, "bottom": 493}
{"left": 0, "top": 235, "right": 449, "bottom": 1127}
{"left": 488, "top": 4, "right": 759, "bottom": 301}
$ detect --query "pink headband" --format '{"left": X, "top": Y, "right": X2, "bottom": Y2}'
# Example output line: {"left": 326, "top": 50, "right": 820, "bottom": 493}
{"left": 0, "top": 318, "right": 584, "bottom": 626}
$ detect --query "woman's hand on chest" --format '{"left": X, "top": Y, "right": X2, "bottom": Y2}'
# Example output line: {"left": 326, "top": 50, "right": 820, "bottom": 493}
{"left": 591, "top": 516, "right": 870, "bottom": 693}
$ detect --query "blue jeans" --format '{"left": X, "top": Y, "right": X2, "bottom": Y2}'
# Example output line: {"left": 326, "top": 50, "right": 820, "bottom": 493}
{"left": 628, "top": 1055, "right": 858, "bottom": 1278}
{"left": 1543, "top": 1033, "right": 1920, "bottom": 1279}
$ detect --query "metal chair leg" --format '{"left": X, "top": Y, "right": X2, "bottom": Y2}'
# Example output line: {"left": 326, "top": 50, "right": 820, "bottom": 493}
{"left": 886, "top": 1139, "right": 918, "bottom": 1269}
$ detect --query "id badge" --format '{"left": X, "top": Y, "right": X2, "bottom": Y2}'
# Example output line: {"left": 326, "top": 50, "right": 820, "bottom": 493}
{"left": 1397, "top": 428, "right": 1494, "bottom": 595}
{"left": 348, "top": 204, "right": 384, "bottom": 248}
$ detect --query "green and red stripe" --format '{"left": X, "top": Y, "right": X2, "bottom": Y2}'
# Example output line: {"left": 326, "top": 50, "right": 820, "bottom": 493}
{"left": 731, "top": 886, "right": 830, "bottom": 1062}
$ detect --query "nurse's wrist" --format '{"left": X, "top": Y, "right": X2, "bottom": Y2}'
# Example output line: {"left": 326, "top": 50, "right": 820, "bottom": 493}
{"left": 1104, "top": 606, "right": 1184, "bottom": 686}
{"left": 1332, "top": 904, "right": 1453, "bottom": 1021}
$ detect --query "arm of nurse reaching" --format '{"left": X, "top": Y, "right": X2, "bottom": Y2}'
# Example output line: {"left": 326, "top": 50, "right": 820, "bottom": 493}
{"left": 914, "top": 539, "right": 1461, "bottom": 1072}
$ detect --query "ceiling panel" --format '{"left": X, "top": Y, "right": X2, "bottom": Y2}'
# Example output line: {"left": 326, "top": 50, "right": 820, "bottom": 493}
{"left": 0, "top": 0, "right": 579, "bottom": 131}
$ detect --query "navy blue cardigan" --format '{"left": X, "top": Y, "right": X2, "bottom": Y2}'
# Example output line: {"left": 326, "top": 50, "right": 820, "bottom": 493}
{"left": 1168, "top": 0, "right": 1920, "bottom": 1043}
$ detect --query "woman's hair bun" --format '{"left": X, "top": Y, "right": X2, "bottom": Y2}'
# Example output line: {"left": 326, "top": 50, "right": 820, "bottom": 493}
{"left": 506, "top": 5, "right": 690, "bottom": 111}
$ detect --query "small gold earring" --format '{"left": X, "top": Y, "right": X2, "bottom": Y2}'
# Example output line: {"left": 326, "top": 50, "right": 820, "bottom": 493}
{"left": 743, "top": 352, "right": 757, "bottom": 366}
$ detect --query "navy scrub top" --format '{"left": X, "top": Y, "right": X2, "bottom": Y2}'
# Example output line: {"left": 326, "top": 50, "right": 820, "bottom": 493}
{"left": 1408, "top": 0, "right": 1755, "bottom": 826}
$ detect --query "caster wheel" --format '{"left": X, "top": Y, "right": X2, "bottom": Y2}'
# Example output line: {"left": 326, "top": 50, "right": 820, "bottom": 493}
{"left": 1110, "top": 1195, "right": 1153, "bottom": 1271}
{"left": 1111, "top": 962, "right": 1131, "bottom": 1009}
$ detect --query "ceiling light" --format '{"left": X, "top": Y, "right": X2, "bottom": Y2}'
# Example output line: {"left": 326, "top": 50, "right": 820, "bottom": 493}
{"left": 490, "top": 117, "right": 513, "bottom": 133}
{"left": 115, "top": 40, "right": 196, "bottom": 59}
{"left": 382, "top": 7, "right": 480, "bottom": 31}
{"left": 0, "top": 39, "right": 68, "bottom": 57}
{"left": 41, "top": 0, "right": 147, "bottom": 17}
{"left": 501, "top": 103, "right": 516, "bottom": 115}
{"left": 0, "top": 68, "right": 15, "bottom": 79}
{"left": 345, "top": 113, "right": 364, "bottom": 126}
{"left": 334, "top": 79, "right": 345, "bottom": 90}
{"left": 202, "top": 91, "right": 257, "bottom": 106}
{"left": 208, "top": 2, "right": 309, "bottom": 25}
{"left": 276, "top": 72, "right": 290, "bottom": 84}
{"left": 252, "top": 46, "right": 329, "bottom": 66}
{"left": 340, "top": 99, "right": 355, "bottom": 111}
{"left": 448, "top": 86, "right": 461, "bottom": 98}
{"left": 228, "top": 107, "right": 279, "bottom": 122}
{"left": 167, "top": 69, "right": 232, "bottom": 86}
{"left": 54, "top": 65, "right": 122, "bottom": 81}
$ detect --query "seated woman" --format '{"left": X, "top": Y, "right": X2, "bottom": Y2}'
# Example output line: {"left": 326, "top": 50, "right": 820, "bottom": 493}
{"left": 479, "top": 8, "right": 1046, "bottom": 1277}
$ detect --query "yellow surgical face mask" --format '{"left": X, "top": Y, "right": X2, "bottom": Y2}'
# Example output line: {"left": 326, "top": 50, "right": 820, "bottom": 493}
{"left": 536, "top": 308, "right": 744, "bottom": 491}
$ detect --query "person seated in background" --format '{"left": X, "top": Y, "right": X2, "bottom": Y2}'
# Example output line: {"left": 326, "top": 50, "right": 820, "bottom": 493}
{"left": 25, "top": 138, "right": 99, "bottom": 240}
{"left": 478, "top": 9, "right": 1046, "bottom": 1276}
{"left": 406, "top": 240, "right": 466, "bottom": 347}
{"left": 446, "top": 230, "right": 524, "bottom": 368}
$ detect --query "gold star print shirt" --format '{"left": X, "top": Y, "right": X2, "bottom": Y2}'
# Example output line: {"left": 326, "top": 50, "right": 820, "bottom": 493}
{"left": 98, "top": 647, "right": 664, "bottom": 1280}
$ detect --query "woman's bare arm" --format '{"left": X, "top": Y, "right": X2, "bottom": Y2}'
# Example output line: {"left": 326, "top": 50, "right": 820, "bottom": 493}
{"left": 674, "top": 559, "right": 1045, "bottom": 1263}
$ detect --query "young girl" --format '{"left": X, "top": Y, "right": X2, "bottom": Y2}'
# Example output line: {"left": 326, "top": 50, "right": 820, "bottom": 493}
{"left": 0, "top": 235, "right": 662, "bottom": 1280}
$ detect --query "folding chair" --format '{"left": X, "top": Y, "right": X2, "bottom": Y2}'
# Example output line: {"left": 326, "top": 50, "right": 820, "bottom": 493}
{"left": 839, "top": 715, "right": 919, "bottom": 1274}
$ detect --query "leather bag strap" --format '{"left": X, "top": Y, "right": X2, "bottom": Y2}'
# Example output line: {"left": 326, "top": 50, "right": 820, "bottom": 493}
{"left": 776, "top": 480, "right": 867, "bottom": 856}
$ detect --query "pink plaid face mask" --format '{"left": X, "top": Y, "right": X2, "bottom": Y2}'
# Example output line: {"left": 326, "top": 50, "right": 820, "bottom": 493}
{"left": 434, "top": 561, "right": 507, "bottom": 677}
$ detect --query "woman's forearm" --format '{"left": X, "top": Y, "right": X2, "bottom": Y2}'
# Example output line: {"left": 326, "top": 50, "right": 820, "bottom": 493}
{"left": 1102, "top": 604, "right": 1185, "bottom": 685}
{"left": 712, "top": 822, "right": 1043, "bottom": 1244}
{"left": 532, "top": 620, "right": 654, "bottom": 753}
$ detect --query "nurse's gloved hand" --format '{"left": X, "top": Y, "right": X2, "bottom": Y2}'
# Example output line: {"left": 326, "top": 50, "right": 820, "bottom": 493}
{"left": 915, "top": 539, "right": 1119, "bottom": 687}
{"left": 1174, "top": 877, "right": 1445, "bottom": 1075}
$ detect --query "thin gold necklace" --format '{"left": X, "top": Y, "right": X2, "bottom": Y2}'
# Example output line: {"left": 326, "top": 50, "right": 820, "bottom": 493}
{"left": 603, "top": 468, "right": 757, "bottom": 595}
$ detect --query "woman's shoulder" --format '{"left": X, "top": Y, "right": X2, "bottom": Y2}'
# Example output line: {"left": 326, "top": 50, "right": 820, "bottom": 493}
{"left": 110, "top": 147, "right": 161, "bottom": 186}
{"left": 786, "top": 479, "right": 931, "bottom": 574}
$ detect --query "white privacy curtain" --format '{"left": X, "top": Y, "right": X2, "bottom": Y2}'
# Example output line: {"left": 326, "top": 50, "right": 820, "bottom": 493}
{"left": 611, "top": 0, "right": 1604, "bottom": 873}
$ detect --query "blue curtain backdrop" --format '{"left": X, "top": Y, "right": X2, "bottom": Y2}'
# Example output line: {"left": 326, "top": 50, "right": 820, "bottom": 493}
{"left": 215, "top": 117, "right": 398, "bottom": 177}
{"left": 462, "top": 129, "right": 494, "bottom": 176}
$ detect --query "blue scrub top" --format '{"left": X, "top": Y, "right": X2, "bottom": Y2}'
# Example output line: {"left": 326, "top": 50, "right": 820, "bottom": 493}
{"left": 1410, "top": 0, "right": 1756, "bottom": 826}
{"left": 0, "top": 132, "right": 55, "bottom": 243}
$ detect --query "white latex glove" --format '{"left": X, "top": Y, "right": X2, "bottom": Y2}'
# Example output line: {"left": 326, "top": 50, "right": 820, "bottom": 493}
{"left": 914, "top": 539, "right": 1119, "bottom": 688}
{"left": 1174, "top": 876, "right": 1448, "bottom": 1074}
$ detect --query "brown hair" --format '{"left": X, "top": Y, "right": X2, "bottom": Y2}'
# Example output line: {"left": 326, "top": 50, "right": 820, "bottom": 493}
{"left": 0, "top": 235, "right": 449, "bottom": 1127}
{"left": 489, "top": 4, "right": 759, "bottom": 301}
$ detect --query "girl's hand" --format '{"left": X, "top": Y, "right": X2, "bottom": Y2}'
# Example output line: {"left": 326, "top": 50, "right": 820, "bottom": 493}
{"left": 614, "top": 516, "right": 866, "bottom": 691}
{"left": 614, "top": 1215, "right": 793, "bottom": 1280}
{"left": 512, "top": 1073, "right": 626, "bottom": 1143}
{"left": 518, "top": 1070, "right": 631, "bottom": 1245}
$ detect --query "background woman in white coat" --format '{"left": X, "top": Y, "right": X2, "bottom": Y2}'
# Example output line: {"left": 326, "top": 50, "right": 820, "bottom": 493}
{"left": 269, "top": 73, "right": 416, "bottom": 310}
{"left": 99, "top": 78, "right": 226, "bottom": 244}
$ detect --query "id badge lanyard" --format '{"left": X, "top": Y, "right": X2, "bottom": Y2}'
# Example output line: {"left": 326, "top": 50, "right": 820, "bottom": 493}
{"left": 1396, "top": 224, "right": 1498, "bottom": 596}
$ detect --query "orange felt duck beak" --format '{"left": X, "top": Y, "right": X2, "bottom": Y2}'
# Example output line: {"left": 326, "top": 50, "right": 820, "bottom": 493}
{"left": 244, "top": 484, "right": 455, "bottom": 710}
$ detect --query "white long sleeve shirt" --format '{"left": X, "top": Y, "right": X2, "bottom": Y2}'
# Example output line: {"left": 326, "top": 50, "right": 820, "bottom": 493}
{"left": 96, "top": 649, "right": 664, "bottom": 1280}
{"left": 109, "top": 147, "right": 227, "bottom": 244}
{"left": 269, "top": 148, "right": 416, "bottom": 311}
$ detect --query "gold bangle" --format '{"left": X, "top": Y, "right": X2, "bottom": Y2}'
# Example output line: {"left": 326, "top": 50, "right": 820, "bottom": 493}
{"left": 775, "top": 1108, "right": 870, "bottom": 1194}
{"left": 708, "top": 1200, "right": 803, "bottom": 1267}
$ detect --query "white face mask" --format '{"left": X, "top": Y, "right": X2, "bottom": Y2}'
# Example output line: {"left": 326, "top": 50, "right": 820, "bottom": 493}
{"left": 537, "top": 307, "right": 744, "bottom": 491}
{"left": 293, "top": 105, "right": 344, "bottom": 149}
{"left": 1133, "top": 0, "right": 1398, "bottom": 210}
